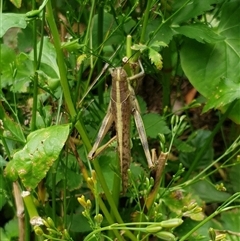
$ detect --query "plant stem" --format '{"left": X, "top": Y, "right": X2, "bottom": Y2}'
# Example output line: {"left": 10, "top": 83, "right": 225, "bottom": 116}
{"left": 140, "top": 0, "right": 153, "bottom": 44}
{"left": 45, "top": 1, "right": 91, "bottom": 150}
{"left": 183, "top": 101, "right": 236, "bottom": 181}
{"left": 179, "top": 192, "right": 240, "bottom": 241}
{"left": 30, "top": 0, "right": 38, "bottom": 131}
{"left": 97, "top": 1, "right": 104, "bottom": 104}
{"left": 161, "top": 43, "right": 172, "bottom": 108}
{"left": 45, "top": 3, "right": 136, "bottom": 240}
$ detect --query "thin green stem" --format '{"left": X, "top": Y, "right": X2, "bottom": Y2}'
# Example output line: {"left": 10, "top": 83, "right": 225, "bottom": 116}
{"left": 97, "top": 1, "right": 104, "bottom": 104}
{"left": 161, "top": 44, "right": 172, "bottom": 108}
{"left": 146, "top": 0, "right": 192, "bottom": 46}
{"left": 63, "top": 154, "right": 68, "bottom": 228}
{"left": 45, "top": 3, "right": 135, "bottom": 240}
{"left": 24, "top": 210, "right": 31, "bottom": 241}
{"left": 30, "top": 0, "right": 38, "bottom": 131}
{"left": 51, "top": 167, "right": 57, "bottom": 223}
{"left": 140, "top": 0, "right": 153, "bottom": 44}
{"left": 45, "top": 1, "right": 91, "bottom": 150}
{"left": 37, "top": 9, "right": 46, "bottom": 70}
{"left": 179, "top": 135, "right": 240, "bottom": 189}
{"left": 183, "top": 101, "right": 236, "bottom": 181}
{"left": 179, "top": 193, "right": 240, "bottom": 241}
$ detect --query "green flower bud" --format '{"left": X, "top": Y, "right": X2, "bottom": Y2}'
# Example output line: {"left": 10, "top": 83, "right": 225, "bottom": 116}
{"left": 94, "top": 214, "right": 103, "bottom": 224}
{"left": 208, "top": 228, "right": 216, "bottom": 241}
{"left": 158, "top": 134, "right": 166, "bottom": 144}
{"left": 155, "top": 231, "right": 176, "bottom": 241}
{"left": 215, "top": 234, "right": 226, "bottom": 241}
{"left": 46, "top": 228, "right": 59, "bottom": 235}
{"left": 34, "top": 226, "right": 43, "bottom": 236}
{"left": 78, "top": 195, "right": 87, "bottom": 208}
{"left": 63, "top": 229, "right": 71, "bottom": 239}
{"left": 46, "top": 217, "right": 55, "bottom": 229}
{"left": 145, "top": 224, "right": 162, "bottom": 233}
{"left": 86, "top": 200, "right": 92, "bottom": 210}
{"left": 160, "top": 218, "right": 183, "bottom": 228}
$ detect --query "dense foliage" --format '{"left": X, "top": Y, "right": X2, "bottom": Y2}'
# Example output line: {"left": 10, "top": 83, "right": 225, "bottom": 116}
{"left": 1, "top": 0, "right": 240, "bottom": 240}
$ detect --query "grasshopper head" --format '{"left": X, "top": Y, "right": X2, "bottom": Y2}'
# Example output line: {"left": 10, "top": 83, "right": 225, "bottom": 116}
{"left": 110, "top": 67, "right": 128, "bottom": 82}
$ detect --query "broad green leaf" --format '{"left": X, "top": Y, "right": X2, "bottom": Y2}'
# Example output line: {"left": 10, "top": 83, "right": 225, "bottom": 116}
{"left": 179, "top": 130, "right": 213, "bottom": 169}
{"left": 142, "top": 114, "right": 170, "bottom": 138}
{"left": 191, "top": 180, "right": 231, "bottom": 203}
{"left": 67, "top": 213, "right": 91, "bottom": 233}
{"left": 148, "top": 48, "right": 163, "bottom": 70}
{"left": 172, "top": 0, "right": 221, "bottom": 24}
{"left": 174, "top": 24, "right": 225, "bottom": 43}
{"left": 4, "top": 218, "right": 19, "bottom": 240}
{"left": 58, "top": 169, "right": 82, "bottom": 191}
{"left": 29, "top": 38, "right": 60, "bottom": 79}
{"left": 220, "top": 210, "right": 240, "bottom": 233}
{"left": 146, "top": 20, "right": 174, "bottom": 45}
{"left": 180, "top": 1, "right": 240, "bottom": 123}
{"left": 229, "top": 163, "right": 240, "bottom": 192}
{"left": 5, "top": 125, "right": 69, "bottom": 189}
{"left": 174, "top": 139, "right": 196, "bottom": 153}
{"left": 0, "top": 228, "right": 9, "bottom": 241}
{"left": 0, "top": 13, "right": 27, "bottom": 38}
{"left": 0, "top": 103, "right": 26, "bottom": 143}
{"left": 203, "top": 77, "right": 240, "bottom": 112}
{"left": 1, "top": 51, "right": 33, "bottom": 92}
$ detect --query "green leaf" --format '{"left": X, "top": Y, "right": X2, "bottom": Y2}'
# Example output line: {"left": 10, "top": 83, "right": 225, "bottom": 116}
{"left": 174, "top": 24, "right": 225, "bottom": 43}
{"left": 0, "top": 172, "right": 7, "bottom": 209}
{"left": 191, "top": 180, "right": 231, "bottom": 203}
{"left": 0, "top": 228, "right": 9, "bottom": 241}
{"left": 65, "top": 169, "right": 82, "bottom": 191}
{"left": 4, "top": 218, "right": 19, "bottom": 239}
{"left": 179, "top": 130, "right": 213, "bottom": 169}
{"left": 180, "top": 1, "right": 240, "bottom": 123}
{"left": 229, "top": 163, "right": 240, "bottom": 192}
{"left": 150, "top": 41, "right": 168, "bottom": 49}
{"left": 131, "top": 44, "right": 148, "bottom": 52}
{"left": 142, "top": 114, "right": 170, "bottom": 138}
{"left": 146, "top": 20, "right": 174, "bottom": 45}
{"left": 10, "top": 0, "right": 22, "bottom": 8}
{"left": 174, "top": 139, "right": 196, "bottom": 153}
{"left": 172, "top": 0, "right": 220, "bottom": 24}
{"left": 148, "top": 48, "right": 163, "bottom": 70}
{"left": 1, "top": 51, "right": 33, "bottom": 92}
{"left": 220, "top": 210, "right": 240, "bottom": 233}
{"left": 5, "top": 125, "right": 69, "bottom": 189}
{"left": 29, "top": 37, "right": 60, "bottom": 79}
{"left": 203, "top": 77, "right": 240, "bottom": 112}
{"left": 0, "top": 13, "right": 27, "bottom": 38}
{"left": 0, "top": 103, "right": 26, "bottom": 143}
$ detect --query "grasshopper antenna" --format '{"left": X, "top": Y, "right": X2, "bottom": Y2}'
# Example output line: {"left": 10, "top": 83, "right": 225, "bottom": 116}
{"left": 78, "top": 45, "right": 122, "bottom": 107}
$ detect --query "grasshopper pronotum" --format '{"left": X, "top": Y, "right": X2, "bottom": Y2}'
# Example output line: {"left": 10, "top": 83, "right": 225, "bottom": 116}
{"left": 88, "top": 59, "right": 156, "bottom": 193}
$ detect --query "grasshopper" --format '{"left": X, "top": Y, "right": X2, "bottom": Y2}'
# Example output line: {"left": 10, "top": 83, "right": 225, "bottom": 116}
{"left": 88, "top": 59, "right": 155, "bottom": 193}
